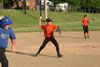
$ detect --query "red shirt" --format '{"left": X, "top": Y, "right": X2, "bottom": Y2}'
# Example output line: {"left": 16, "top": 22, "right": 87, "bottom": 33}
{"left": 40, "top": 25, "right": 57, "bottom": 37}
{"left": 82, "top": 18, "right": 89, "bottom": 26}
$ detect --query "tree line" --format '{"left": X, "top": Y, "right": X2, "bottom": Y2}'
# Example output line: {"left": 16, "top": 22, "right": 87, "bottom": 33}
{"left": 50, "top": 0, "right": 100, "bottom": 13}
{"left": 0, "top": 0, "right": 100, "bottom": 13}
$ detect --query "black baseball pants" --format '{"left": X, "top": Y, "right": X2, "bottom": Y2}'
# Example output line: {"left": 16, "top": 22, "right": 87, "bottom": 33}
{"left": 0, "top": 48, "right": 8, "bottom": 67}
{"left": 83, "top": 26, "right": 89, "bottom": 33}
{"left": 37, "top": 37, "right": 60, "bottom": 55}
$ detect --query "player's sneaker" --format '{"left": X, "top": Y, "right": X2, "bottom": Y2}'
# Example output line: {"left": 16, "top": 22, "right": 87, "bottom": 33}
{"left": 57, "top": 54, "right": 63, "bottom": 58}
{"left": 34, "top": 53, "right": 39, "bottom": 57}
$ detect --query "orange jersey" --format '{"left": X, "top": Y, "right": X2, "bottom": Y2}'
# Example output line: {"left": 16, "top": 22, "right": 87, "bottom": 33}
{"left": 82, "top": 18, "right": 89, "bottom": 26}
{"left": 40, "top": 25, "right": 58, "bottom": 37}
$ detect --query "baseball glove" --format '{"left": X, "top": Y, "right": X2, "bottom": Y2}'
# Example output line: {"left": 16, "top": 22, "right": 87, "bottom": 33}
{"left": 56, "top": 28, "right": 61, "bottom": 35}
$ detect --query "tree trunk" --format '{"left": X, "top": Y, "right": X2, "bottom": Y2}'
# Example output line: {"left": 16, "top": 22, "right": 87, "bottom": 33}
{"left": 54, "top": 1, "right": 56, "bottom": 11}
{"left": 15, "top": 0, "right": 19, "bottom": 9}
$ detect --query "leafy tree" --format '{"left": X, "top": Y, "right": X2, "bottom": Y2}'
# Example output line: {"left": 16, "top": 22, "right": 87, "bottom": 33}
{"left": 49, "top": 0, "right": 62, "bottom": 10}
{"left": 80, "top": 0, "right": 100, "bottom": 13}
{"left": 91, "top": 0, "right": 100, "bottom": 13}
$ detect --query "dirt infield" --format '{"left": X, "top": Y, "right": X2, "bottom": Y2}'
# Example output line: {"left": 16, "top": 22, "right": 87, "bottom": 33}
{"left": 1, "top": 31, "right": 100, "bottom": 67}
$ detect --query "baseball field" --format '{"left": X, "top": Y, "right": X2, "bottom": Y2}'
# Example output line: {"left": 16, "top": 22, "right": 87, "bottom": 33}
{"left": 5, "top": 31, "right": 100, "bottom": 67}
{"left": 0, "top": 9, "right": 100, "bottom": 67}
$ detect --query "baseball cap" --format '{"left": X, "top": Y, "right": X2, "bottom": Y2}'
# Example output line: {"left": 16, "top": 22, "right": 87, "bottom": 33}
{"left": 46, "top": 18, "right": 52, "bottom": 22}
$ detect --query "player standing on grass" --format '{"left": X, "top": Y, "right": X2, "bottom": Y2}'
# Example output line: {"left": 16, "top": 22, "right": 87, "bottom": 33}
{"left": 0, "top": 16, "right": 16, "bottom": 67}
{"left": 35, "top": 16, "right": 63, "bottom": 57}
{"left": 81, "top": 15, "right": 90, "bottom": 39}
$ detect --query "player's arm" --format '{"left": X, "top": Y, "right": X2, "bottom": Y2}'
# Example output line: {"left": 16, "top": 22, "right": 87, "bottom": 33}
{"left": 81, "top": 19, "right": 84, "bottom": 26}
{"left": 39, "top": 16, "right": 42, "bottom": 26}
{"left": 87, "top": 21, "right": 90, "bottom": 23}
{"left": 87, "top": 19, "right": 90, "bottom": 23}
{"left": 11, "top": 39, "right": 16, "bottom": 52}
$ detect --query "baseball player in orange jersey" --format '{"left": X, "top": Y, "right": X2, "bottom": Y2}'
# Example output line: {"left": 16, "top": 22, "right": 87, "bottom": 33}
{"left": 35, "top": 16, "right": 63, "bottom": 57}
{"left": 81, "top": 15, "right": 90, "bottom": 39}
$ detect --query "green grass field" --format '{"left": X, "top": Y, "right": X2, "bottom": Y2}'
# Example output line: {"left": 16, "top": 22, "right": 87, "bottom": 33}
{"left": 0, "top": 9, "right": 100, "bottom": 32}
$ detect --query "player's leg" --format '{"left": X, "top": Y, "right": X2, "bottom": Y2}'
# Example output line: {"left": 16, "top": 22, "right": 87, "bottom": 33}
{"left": 86, "top": 26, "right": 89, "bottom": 38}
{"left": 83, "top": 26, "right": 86, "bottom": 39}
{"left": 50, "top": 37, "right": 63, "bottom": 57}
{"left": 0, "top": 48, "right": 8, "bottom": 67}
{"left": 87, "top": 32, "right": 89, "bottom": 38}
{"left": 35, "top": 38, "right": 49, "bottom": 56}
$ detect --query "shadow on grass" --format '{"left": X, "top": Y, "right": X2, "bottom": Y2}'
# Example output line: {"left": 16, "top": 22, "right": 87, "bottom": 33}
{"left": 6, "top": 50, "right": 57, "bottom": 58}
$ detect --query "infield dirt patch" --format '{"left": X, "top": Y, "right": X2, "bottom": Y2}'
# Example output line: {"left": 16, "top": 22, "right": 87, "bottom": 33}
{"left": 1, "top": 31, "right": 100, "bottom": 67}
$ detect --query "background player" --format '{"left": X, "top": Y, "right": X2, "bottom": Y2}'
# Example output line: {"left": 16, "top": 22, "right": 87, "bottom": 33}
{"left": 81, "top": 15, "right": 90, "bottom": 39}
